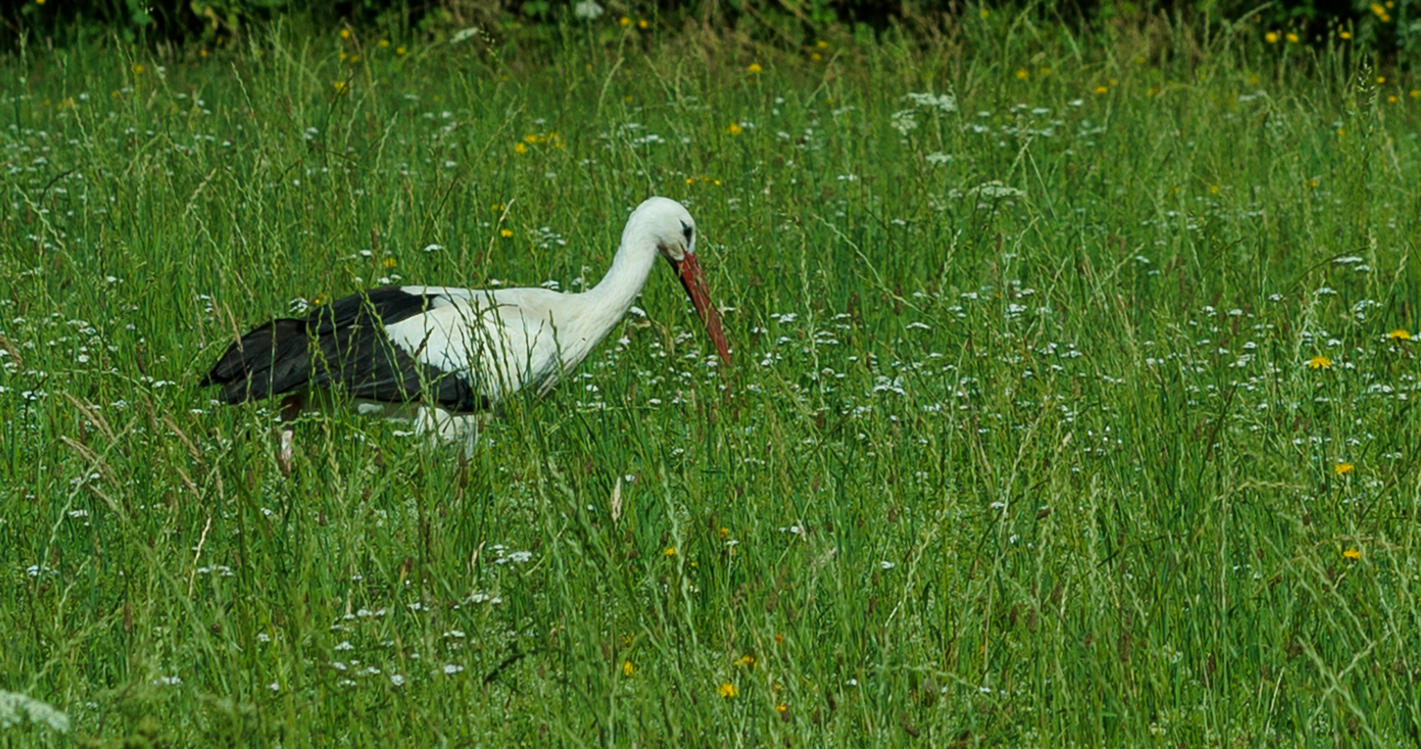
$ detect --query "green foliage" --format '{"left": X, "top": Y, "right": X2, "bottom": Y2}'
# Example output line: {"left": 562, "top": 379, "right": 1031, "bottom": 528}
{"left": 3, "top": 17, "right": 1421, "bottom": 746}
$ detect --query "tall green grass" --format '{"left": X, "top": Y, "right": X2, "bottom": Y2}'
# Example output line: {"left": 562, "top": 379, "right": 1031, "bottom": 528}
{"left": 3, "top": 15, "right": 1420, "bottom": 746}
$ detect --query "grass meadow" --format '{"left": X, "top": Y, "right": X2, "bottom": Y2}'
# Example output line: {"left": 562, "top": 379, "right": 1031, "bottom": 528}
{"left": 3, "top": 13, "right": 1421, "bottom": 747}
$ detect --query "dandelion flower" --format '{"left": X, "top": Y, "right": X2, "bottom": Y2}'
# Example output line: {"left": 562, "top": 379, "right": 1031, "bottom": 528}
{"left": 383, "top": 257, "right": 397, "bottom": 269}
{"left": 333, "top": 81, "right": 348, "bottom": 94}
{"left": 396, "top": 46, "right": 406, "bottom": 55}
{"left": 1015, "top": 69, "right": 1028, "bottom": 80}
{"left": 1343, "top": 547, "right": 1362, "bottom": 560}
{"left": 379, "top": 39, "right": 390, "bottom": 47}
{"left": 726, "top": 122, "right": 744, "bottom": 136}
{"left": 499, "top": 229, "right": 513, "bottom": 238}
{"left": 1387, "top": 328, "right": 1410, "bottom": 340}
{"left": 513, "top": 142, "right": 527, "bottom": 155}
{"left": 776, "top": 703, "right": 788, "bottom": 713}
{"left": 1286, "top": 32, "right": 1299, "bottom": 43}
{"left": 1265, "top": 31, "right": 1279, "bottom": 43}
{"left": 719, "top": 682, "right": 738, "bottom": 698}
{"left": 663, "top": 546, "right": 676, "bottom": 557}
{"left": 622, "top": 660, "right": 635, "bottom": 676}
{"left": 737, "top": 655, "right": 755, "bottom": 668}
{"left": 1377, "top": 76, "right": 1387, "bottom": 84}
{"left": 1307, "top": 355, "right": 1332, "bottom": 369}
{"left": 133, "top": 64, "right": 145, "bottom": 74}
{"left": 637, "top": 19, "right": 648, "bottom": 29}
{"left": 1094, "top": 85, "right": 1109, "bottom": 94}
{"left": 340, "top": 29, "right": 351, "bottom": 39}
{"left": 619, "top": 16, "right": 630, "bottom": 26}
{"left": 1334, "top": 462, "right": 1355, "bottom": 475}
{"left": 747, "top": 63, "right": 762, "bottom": 73}
{"left": 1340, "top": 30, "right": 1352, "bottom": 39}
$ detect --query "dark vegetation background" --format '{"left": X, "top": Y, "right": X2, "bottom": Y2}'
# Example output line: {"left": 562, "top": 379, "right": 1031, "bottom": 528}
{"left": 5, "top": 0, "right": 1418, "bottom": 62}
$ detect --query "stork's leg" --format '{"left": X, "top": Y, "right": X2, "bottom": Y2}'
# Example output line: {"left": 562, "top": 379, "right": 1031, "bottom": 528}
{"left": 413, "top": 405, "right": 480, "bottom": 461}
{"left": 278, "top": 393, "right": 305, "bottom": 474}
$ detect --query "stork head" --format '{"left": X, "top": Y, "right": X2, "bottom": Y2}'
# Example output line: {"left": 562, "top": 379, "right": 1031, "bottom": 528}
{"left": 626, "top": 197, "right": 732, "bottom": 367}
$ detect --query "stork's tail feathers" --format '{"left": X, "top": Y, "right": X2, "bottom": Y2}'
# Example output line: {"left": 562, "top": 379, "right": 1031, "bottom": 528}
{"left": 201, "top": 319, "right": 312, "bottom": 404}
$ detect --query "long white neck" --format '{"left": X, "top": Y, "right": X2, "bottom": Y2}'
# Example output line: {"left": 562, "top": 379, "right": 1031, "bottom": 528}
{"left": 568, "top": 221, "right": 660, "bottom": 348}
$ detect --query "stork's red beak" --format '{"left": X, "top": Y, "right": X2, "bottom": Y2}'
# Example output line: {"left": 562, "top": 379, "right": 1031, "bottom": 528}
{"left": 674, "top": 252, "right": 732, "bottom": 366}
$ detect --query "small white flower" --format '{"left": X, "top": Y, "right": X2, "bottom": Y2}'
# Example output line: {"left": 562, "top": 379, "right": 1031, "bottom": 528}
{"left": 573, "top": 0, "right": 605, "bottom": 20}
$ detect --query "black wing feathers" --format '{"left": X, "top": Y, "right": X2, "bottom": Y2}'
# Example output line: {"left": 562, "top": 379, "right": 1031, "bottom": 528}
{"left": 201, "top": 286, "right": 486, "bottom": 412}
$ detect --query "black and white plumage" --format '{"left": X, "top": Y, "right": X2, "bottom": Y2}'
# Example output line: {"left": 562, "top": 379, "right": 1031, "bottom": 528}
{"left": 202, "top": 197, "right": 731, "bottom": 455}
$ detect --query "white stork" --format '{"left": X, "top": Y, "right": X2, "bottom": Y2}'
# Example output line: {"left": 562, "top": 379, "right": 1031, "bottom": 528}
{"left": 201, "top": 197, "right": 731, "bottom": 460}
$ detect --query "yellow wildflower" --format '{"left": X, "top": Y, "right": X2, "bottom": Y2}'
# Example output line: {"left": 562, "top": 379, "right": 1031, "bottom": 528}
{"left": 637, "top": 19, "right": 648, "bottom": 29}
{"left": 396, "top": 46, "right": 406, "bottom": 55}
{"left": 1016, "top": 69, "right": 1028, "bottom": 80}
{"left": 133, "top": 64, "right": 145, "bottom": 74}
{"left": 1387, "top": 329, "right": 1410, "bottom": 340}
{"left": 332, "top": 81, "right": 348, "bottom": 94}
{"left": 1307, "top": 355, "right": 1332, "bottom": 369}
{"left": 816, "top": 40, "right": 828, "bottom": 48}
{"left": 1094, "top": 85, "right": 1109, "bottom": 94}
{"left": 340, "top": 29, "right": 350, "bottom": 39}
{"left": 727, "top": 122, "right": 743, "bottom": 135}
{"left": 1335, "top": 462, "right": 1355, "bottom": 476}
{"left": 747, "top": 63, "right": 762, "bottom": 73}
{"left": 737, "top": 655, "right": 755, "bottom": 668}
{"left": 1265, "top": 31, "right": 1279, "bottom": 43}
{"left": 622, "top": 660, "right": 635, "bottom": 676}
{"left": 513, "top": 142, "right": 527, "bottom": 155}
{"left": 379, "top": 39, "right": 390, "bottom": 47}
{"left": 1342, "top": 547, "right": 1362, "bottom": 560}
{"left": 619, "top": 16, "right": 630, "bottom": 26}
{"left": 811, "top": 53, "right": 822, "bottom": 61}
{"left": 776, "top": 703, "right": 788, "bottom": 713}
{"left": 1340, "top": 30, "right": 1352, "bottom": 39}
{"left": 499, "top": 228, "right": 513, "bottom": 238}
{"left": 1286, "top": 32, "right": 1299, "bottom": 43}
{"left": 718, "top": 682, "right": 737, "bottom": 698}
{"left": 1378, "top": 76, "right": 1387, "bottom": 84}
{"left": 664, "top": 547, "right": 676, "bottom": 557}
{"left": 383, "top": 257, "right": 397, "bottom": 269}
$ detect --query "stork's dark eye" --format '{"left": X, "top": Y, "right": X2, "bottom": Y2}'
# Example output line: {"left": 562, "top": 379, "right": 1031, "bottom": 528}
{"left": 681, "top": 221, "right": 694, "bottom": 244}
